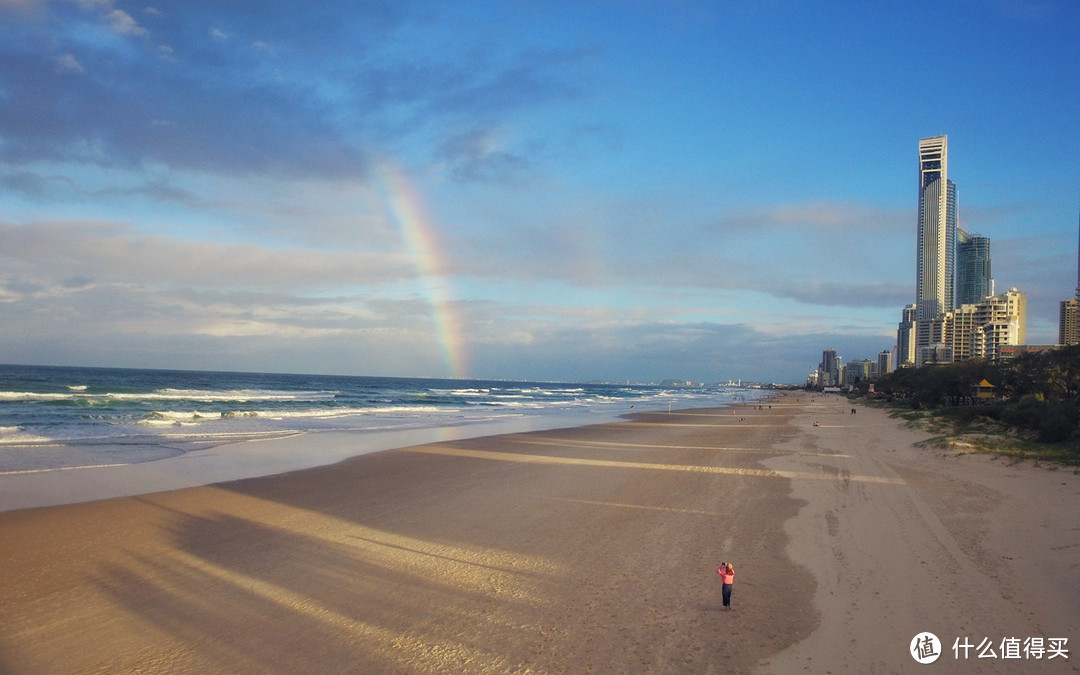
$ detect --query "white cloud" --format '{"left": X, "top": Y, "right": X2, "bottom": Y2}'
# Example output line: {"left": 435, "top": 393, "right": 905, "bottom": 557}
{"left": 105, "top": 8, "right": 147, "bottom": 36}
{"left": 7, "top": 0, "right": 151, "bottom": 36}
{"left": 52, "top": 53, "right": 84, "bottom": 74}
{"left": 0, "top": 220, "right": 414, "bottom": 289}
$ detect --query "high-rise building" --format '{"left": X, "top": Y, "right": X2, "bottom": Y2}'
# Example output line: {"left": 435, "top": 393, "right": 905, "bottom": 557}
{"left": 1059, "top": 205, "right": 1080, "bottom": 345}
{"left": 1058, "top": 299, "right": 1079, "bottom": 346}
{"left": 843, "top": 360, "right": 873, "bottom": 386}
{"left": 820, "top": 349, "right": 840, "bottom": 387}
{"left": 897, "top": 135, "right": 1030, "bottom": 365}
{"left": 918, "top": 314, "right": 953, "bottom": 366}
{"left": 896, "top": 304, "right": 916, "bottom": 367}
{"left": 915, "top": 136, "right": 957, "bottom": 358}
{"left": 936, "top": 288, "right": 1027, "bottom": 362}
{"left": 956, "top": 228, "right": 992, "bottom": 306}
{"left": 877, "top": 350, "right": 893, "bottom": 377}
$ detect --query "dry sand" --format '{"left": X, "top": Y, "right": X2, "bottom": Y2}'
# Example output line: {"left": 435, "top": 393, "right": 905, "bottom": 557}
{"left": 763, "top": 396, "right": 1079, "bottom": 674}
{"left": 0, "top": 395, "right": 1076, "bottom": 673}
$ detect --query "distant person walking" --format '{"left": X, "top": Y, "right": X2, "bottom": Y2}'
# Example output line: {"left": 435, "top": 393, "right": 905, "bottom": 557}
{"left": 718, "top": 562, "right": 735, "bottom": 609}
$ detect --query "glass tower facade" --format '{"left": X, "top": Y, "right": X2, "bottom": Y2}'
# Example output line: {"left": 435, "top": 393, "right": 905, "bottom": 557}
{"left": 956, "top": 228, "right": 992, "bottom": 306}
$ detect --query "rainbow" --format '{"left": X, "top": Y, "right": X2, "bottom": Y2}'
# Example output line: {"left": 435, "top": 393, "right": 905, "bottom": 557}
{"left": 374, "top": 162, "right": 467, "bottom": 379}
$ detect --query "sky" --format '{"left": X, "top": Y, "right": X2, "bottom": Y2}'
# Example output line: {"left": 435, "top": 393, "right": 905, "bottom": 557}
{"left": 1, "top": 0, "right": 1078, "bottom": 384}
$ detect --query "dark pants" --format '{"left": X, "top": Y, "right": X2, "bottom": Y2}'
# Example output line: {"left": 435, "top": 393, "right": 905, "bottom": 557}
{"left": 722, "top": 583, "right": 733, "bottom": 607}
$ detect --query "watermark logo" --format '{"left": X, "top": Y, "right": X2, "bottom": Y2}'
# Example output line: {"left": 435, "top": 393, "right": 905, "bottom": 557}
{"left": 911, "top": 633, "right": 1069, "bottom": 663}
{"left": 911, "top": 632, "right": 942, "bottom": 664}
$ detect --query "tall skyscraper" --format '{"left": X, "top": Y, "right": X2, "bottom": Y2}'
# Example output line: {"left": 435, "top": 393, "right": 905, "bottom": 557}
{"left": 956, "top": 228, "right": 992, "bottom": 306}
{"left": 915, "top": 135, "right": 957, "bottom": 323}
{"left": 914, "top": 135, "right": 958, "bottom": 362}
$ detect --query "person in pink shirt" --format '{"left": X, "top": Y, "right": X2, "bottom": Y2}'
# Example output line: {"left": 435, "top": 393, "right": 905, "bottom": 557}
{"left": 718, "top": 562, "right": 735, "bottom": 609}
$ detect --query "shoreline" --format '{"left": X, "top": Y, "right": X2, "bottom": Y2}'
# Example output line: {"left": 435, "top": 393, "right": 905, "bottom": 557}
{"left": 0, "top": 407, "right": 675, "bottom": 513}
{"left": 1, "top": 393, "right": 1076, "bottom": 672}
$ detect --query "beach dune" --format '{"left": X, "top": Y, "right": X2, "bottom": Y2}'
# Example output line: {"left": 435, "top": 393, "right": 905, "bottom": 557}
{"left": 0, "top": 395, "right": 1076, "bottom": 673}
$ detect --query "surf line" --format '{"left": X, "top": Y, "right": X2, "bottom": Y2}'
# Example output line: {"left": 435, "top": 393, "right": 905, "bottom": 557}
{"left": 374, "top": 162, "right": 467, "bottom": 379}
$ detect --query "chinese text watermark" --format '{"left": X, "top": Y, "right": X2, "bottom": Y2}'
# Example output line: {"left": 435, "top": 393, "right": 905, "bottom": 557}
{"left": 912, "top": 634, "right": 1069, "bottom": 664}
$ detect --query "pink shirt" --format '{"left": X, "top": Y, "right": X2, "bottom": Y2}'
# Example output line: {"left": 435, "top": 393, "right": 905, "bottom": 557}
{"left": 718, "top": 567, "right": 734, "bottom": 584}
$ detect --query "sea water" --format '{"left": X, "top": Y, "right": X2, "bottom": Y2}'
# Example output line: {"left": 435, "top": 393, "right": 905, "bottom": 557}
{"left": 0, "top": 364, "right": 765, "bottom": 477}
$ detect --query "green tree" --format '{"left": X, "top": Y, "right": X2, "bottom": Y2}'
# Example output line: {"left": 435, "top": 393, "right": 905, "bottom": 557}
{"left": 872, "top": 348, "right": 1080, "bottom": 444}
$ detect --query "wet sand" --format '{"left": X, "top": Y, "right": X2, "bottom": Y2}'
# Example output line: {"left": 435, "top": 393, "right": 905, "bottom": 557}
{"left": 0, "top": 395, "right": 1076, "bottom": 673}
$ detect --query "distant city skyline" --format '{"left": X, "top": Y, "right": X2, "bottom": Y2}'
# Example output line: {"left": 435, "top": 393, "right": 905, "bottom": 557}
{"left": 1, "top": 2, "right": 1078, "bottom": 384}
{"left": 885, "top": 137, "right": 1023, "bottom": 372}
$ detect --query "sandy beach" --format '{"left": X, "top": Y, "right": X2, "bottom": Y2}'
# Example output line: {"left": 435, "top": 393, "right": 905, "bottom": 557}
{"left": 0, "top": 394, "right": 1077, "bottom": 673}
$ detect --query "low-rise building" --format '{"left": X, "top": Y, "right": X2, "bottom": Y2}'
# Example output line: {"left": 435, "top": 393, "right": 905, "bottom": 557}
{"left": 920, "top": 288, "right": 1026, "bottom": 364}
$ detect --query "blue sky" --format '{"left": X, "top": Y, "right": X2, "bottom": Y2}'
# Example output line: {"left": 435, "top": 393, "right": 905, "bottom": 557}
{"left": 1, "top": 0, "right": 1077, "bottom": 384}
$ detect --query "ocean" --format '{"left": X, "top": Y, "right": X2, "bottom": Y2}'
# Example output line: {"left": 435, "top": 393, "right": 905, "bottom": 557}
{"left": 0, "top": 364, "right": 766, "bottom": 476}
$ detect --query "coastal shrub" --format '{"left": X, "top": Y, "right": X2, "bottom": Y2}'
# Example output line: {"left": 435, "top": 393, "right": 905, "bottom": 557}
{"left": 1037, "top": 400, "right": 1079, "bottom": 443}
{"left": 978, "top": 404, "right": 1004, "bottom": 422}
{"left": 1001, "top": 394, "right": 1046, "bottom": 430}
{"left": 939, "top": 405, "right": 1010, "bottom": 434}
{"left": 1039, "top": 407, "right": 1076, "bottom": 443}
{"left": 943, "top": 406, "right": 978, "bottom": 423}
{"left": 871, "top": 350, "right": 1080, "bottom": 455}
{"left": 943, "top": 406, "right": 989, "bottom": 425}
{"left": 877, "top": 347, "right": 1080, "bottom": 406}
{"left": 998, "top": 395, "right": 1079, "bottom": 442}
